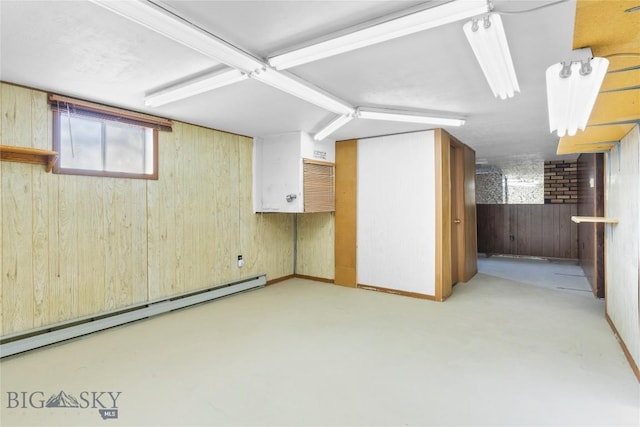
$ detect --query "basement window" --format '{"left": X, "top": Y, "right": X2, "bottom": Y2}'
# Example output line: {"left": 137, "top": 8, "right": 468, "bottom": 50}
{"left": 50, "top": 94, "right": 172, "bottom": 179}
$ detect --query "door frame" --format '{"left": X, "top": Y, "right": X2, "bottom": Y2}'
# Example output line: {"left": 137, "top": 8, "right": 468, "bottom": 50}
{"left": 435, "top": 130, "right": 474, "bottom": 301}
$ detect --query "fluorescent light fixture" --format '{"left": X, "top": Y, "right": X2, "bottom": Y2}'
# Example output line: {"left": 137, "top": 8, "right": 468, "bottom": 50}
{"left": 145, "top": 69, "right": 247, "bottom": 107}
{"left": 357, "top": 108, "right": 465, "bottom": 127}
{"left": 269, "top": 0, "right": 491, "bottom": 70}
{"left": 89, "top": 0, "right": 264, "bottom": 73}
{"left": 463, "top": 13, "right": 519, "bottom": 100}
{"left": 546, "top": 57, "right": 609, "bottom": 137}
{"left": 251, "top": 68, "right": 355, "bottom": 115}
{"left": 313, "top": 114, "right": 354, "bottom": 141}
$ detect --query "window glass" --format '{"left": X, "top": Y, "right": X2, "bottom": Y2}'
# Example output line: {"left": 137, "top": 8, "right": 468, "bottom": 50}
{"left": 54, "top": 110, "right": 158, "bottom": 180}
{"left": 59, "top": 115, "right": 103, "bottom": 171}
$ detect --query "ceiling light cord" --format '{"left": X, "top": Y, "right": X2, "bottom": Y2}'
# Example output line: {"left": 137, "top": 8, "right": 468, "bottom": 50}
{"left": 494, "top": 0, "right": 569, "bottom": 16}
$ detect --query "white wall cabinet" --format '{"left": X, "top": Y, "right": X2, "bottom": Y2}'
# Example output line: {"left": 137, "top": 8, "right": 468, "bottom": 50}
{"left": 253, "top": 131, "right": 335, "bottom": 213}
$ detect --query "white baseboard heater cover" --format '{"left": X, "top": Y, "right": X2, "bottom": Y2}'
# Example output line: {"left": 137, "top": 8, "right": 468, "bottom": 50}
{"left": 0, "top": 274, "right": 266, "bottom": 358}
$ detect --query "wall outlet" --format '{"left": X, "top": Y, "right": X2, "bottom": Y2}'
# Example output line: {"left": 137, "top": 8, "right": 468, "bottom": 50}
{"left": 237, "top": 255, "right": 244, "bottom": 268}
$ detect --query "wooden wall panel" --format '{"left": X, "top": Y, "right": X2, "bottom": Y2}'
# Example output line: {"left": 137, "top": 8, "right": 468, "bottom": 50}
{"left": 434, "top": 130, "right": 451, "bottom": 300}
{"left": 462, "top": 144, "right": 477, "bottom": 282}
{"left": 56, "top": 174, "right": 79, "bottom": 322}
{"left": 77, "top": 176, "right": 105, "bottom": 317}
{"left": 296, "top": 212, "right": 334, "bottom": 280}
{"left": 334, "top": 140, "right": 357, "bottom": 287}
{"left": 31, "top": 90, "right": 49, "bottom": 328}
{"left": 2, "top": 164, "right": 35, "bottom": 333}
{"left": 477, "top": 204, "right": 578, "bottom": 259}
{"left": 528, "top": 204, "right": 543, "bottom": 255}
{"left": 577, "top": 153, "right": 604, "bottom": 297}
{"left": 0, "top": 82, "right": 296, "bottom": 335}
{"left": 2, "top": 85, "right": 35, "bottom": 334}
{"left": 0, "top": 86, "right": 3, "bottom": 334}
{"left": 197, "top": 127, "right": 216, "bottom": 284}
{"left": 147, "top": 125, "right": 177, "bottom": 300}
{"left": 214, "top": 130, "right": 237, "bottom": 284}
{"left": 259, "top": 213, "right": 295, "bottom": 280}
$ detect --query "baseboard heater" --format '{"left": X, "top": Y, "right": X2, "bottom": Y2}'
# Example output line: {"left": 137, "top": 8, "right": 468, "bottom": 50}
{"left": 0, "top": 274, "right": 266, "bottom": 358}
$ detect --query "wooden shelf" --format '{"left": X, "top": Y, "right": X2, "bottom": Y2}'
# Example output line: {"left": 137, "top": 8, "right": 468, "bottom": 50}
{"left": 571, "top": 216, "right": 619, "bottom": 224}
{"left": 0, "top": 145, "right": 58, "bottom": 172}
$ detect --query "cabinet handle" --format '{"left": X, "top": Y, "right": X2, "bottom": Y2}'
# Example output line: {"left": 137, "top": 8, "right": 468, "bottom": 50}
{"left": 454, "top": 219, "right": 461, "bottom": 224}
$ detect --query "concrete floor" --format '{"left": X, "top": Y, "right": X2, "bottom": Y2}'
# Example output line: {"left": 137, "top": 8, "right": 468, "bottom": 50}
{"left": 1, "top": 257, "right": 639, "bottom": 426}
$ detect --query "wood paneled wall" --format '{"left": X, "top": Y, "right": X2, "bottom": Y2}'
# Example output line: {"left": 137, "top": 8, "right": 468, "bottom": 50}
{"left": 334, "top": 140, "right": 357, "bottom": 287}
{"left": 462, "top": 141, "right": 478, "bottom": 281}
{"left": 477, "top": 204, "right": 578, "bottom": 259}
{"left": 435, "top": 131, "right": 478, "bottom": 299}
{"left": 577, "top": 153, "right": 604, "bottom": 298}
{"left": 296, "top": 212, "right": 334, "bottom": 279}
{"left": 434, "top": 130, "right": 451, "bottom": 299}
{"left": 0, "top": 83, "right": 294, "bottom": 336}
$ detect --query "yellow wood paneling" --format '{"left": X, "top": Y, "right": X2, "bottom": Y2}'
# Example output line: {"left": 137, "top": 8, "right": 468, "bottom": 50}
{"left": 213, "top": 130, "right": 237, "bottom": 284}
{"left": 560, "top": 0, "right": 640, "bottom": 154}
{"left": 56, "top": 174, "right": 79, "bottom": 322}
{"left": 589, "top": 90, "right": 640, "bottom": 125}
{"left": 434, "top": 129, "right": 451, "bottom": 301}
{"left": 77, "top": 176, "right": 105, "bottom": 317}
{"left": 0, "top": 82, "right": 296, "bottom": 335}
{"left": 147, "top": 124, "right": 179, "bottom": 299}
{"left": 601, "top": 69, "right": 640, "bottom": 92}
{"left": 574, "top": 1, "right": 640, "bottom": 57}
{"left": 296, "top": 212, "right": 334, "bottom": 279}
{"left": 557, "top": 124, "right": 634, "bottom": 154}
{"left": 0, "top": 85, "right": 3, "bottom": 334}
{"left": 31, "top": 90, "right": 50, "bottom": 328}
{"left": 2, "top": 86, "right": 35, "bottom": 334}
{"left": 608, "top": 56, "right": 640, "bottom": 72}
{"left": 334, "top": 139, "right": 357, "bottom": 287}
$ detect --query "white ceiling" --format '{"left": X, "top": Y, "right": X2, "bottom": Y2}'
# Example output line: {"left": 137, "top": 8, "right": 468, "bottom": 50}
{"left": 0, "top": 0, "right": 578, "bottom": 165}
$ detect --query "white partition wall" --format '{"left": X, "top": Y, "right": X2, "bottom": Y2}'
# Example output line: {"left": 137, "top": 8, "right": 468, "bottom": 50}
{"left": 357, "top": 131, "right": 436, "bottom": 295}
{"left": 605, "top": 125, "right": 640, "bottom": 373}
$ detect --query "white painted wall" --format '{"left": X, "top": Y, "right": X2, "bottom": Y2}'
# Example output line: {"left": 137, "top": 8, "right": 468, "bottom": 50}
{"left": 300, "top": 132, "right": 335, "bottom": 163}
{"left": 253, "top": 133, "right": 303, "bottom": 212}
{"left": 357, "top": 131, "right": 436, "bottom": 296}
{"left": 605, "top": 125, "right": 639, "bottom": 370}
{"left": 253, "top": 132, "right": 335, "bottom": 212}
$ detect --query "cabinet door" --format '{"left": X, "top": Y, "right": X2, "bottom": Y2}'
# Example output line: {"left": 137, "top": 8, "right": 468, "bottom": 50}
{"left": 303, "top": 160, "right": 335, "bottom": 212}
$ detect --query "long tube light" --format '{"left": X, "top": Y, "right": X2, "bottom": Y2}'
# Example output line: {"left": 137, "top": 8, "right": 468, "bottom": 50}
{"left": 357, "top": 108, "right": 465, "bottom": 126}
{"left": 252, "top": 68, "right": 355, "bottom": 115}
{"left": 463, "top": 13, "right": 519, "bottom": 100}
{"left": 313, "top": 114, "right": 354, "bottom": 141}
{"left": 89, "top": 0, "right": 264, "bottom": 73}
{"left": 546, "top": 57, "right": 609, "bottom": 137}
{"left": 145, "top": 69, "right": 247, "bottom": 107}
{"left": 269, "top": 0, "right": 491, "bottom": 70}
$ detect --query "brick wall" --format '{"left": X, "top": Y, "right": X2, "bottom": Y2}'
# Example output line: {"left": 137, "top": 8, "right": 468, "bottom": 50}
{"left": 544, "top": 160, "right": 578, "bottom": 203}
